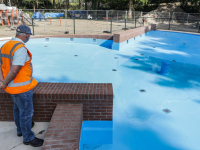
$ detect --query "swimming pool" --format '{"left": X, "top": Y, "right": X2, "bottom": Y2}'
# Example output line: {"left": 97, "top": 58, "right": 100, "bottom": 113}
{"left": 1, "top": 30, "right": 200, "bottom": 150}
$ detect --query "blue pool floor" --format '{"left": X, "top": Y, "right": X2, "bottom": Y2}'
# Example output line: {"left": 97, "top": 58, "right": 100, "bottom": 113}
{"left": 1, "top": 30, "right": 200, "bottom": 150}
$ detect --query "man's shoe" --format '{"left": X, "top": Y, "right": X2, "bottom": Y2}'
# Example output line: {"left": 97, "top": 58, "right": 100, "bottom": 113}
{"left": 17, "top": 122, "right": 35, "bottom": 137}
{"left": 32, "top": 122, "right": 35, "bottom": 128}
{"left": 23, "top": 137, "right": 44, "bottom": 147}
{"left": 17, "top": 133, "right": 22, "bottom": 137}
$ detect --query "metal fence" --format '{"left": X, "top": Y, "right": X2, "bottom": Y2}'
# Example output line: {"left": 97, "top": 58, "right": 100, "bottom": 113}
{"left": 0, "top": 9, "right": 200, "bottom": 38}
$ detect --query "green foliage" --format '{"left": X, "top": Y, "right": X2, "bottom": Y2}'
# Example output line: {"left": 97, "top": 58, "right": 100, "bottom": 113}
{"left": 2, "top": 0, "right": 200, "bottom": 13}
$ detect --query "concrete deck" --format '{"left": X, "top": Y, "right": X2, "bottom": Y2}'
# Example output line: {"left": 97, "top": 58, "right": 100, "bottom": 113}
{"left": 0, "top": 122, "right": 49, "bottom": 150}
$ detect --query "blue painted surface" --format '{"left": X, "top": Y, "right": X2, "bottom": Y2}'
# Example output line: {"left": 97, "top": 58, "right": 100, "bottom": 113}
{"left": 160, "top": 61, "right": 171, "bottom": 75}
{"left": 28, "top": 38, "right": 113, "bottom": 49}
{"left": 1, "top": 31, "right": 200, "bottom": 150}
{"left": 80, "top": 121, "right": 113, "bottom": 150}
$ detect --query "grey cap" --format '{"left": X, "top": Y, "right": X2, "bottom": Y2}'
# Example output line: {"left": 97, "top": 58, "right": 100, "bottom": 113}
{"left": 16, "top": 25, "right": 33, "bottom": 35}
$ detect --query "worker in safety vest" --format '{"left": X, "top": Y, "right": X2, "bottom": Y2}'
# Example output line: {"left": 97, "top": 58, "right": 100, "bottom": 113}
{"left": 0, "top": 25, "right": 44, "bottom": 147}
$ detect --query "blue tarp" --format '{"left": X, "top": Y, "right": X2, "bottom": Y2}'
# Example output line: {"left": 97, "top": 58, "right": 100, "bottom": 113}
{"left": 44, "top": 13, "right": 64, "bottom": 18}
{"left": 31, "top": 12, "right": 43, "bottom": 20}
{"left": 70, "top": 10, "right": 86, "bottom": 18}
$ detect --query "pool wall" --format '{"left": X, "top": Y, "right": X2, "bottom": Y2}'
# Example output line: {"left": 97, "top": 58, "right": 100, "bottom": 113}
{"left": 0, "top": 24, "right": 156, "bottom": 51}
{"left": 112, "top": 24, "right": 156, "bottom": 50}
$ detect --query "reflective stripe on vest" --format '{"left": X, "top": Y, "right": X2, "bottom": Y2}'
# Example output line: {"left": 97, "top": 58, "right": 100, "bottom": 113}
{"left": 8, "top": 77, "right": 33, "bottom": 87}
{"left": 1, "top": 54, "right": 12, "bottom": 59}
{"left": 0, "top": 43, "right": 21, "bottom": 65}
{"left": 0, "top": 42, "right": 33, "bottom": 88}
{"left": 9, "top": 43, "right": 23, "bottom": 66}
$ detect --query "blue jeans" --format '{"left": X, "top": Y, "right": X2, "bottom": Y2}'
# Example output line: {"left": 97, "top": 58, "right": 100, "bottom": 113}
{"left": 10, "top": 90, "right": 35, "bottom": 142}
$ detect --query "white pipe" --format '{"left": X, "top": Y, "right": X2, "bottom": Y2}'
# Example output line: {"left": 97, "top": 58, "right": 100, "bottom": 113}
{"left": 9, "top": 0, "right": 11, "bottom": 7}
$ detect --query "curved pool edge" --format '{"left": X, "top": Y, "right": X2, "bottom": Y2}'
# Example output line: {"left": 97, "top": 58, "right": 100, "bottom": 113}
{"left": 157, "top": 29, "right": 200, "bottom": 35}
{"left": 0, "top": 34, "right": 113, "bottom": 41}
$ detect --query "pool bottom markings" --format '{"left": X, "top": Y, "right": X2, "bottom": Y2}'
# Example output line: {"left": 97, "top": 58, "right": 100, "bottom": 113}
{"left": 140, "top": 89, "right": 146, "bottom": 92}
{"left": 163, "top": 108, "right": 171, "bottom": 114}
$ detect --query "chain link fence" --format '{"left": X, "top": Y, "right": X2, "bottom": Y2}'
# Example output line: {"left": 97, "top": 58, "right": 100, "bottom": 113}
{"left": 0, "top": 9, "right": 200, "bottom": 38}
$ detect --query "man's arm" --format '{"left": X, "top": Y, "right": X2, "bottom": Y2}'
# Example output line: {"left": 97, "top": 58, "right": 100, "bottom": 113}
{"left": 0, "top": 63, "right": 4, "bottom": 82}
{"left": 0, "top": 47, "right": 27, "bottom": 90}
{"left": 0, "top": 65, "right": 21, "bottom": 90}
{"left": 3, "top": 65, "right": 21, "bottom": 85}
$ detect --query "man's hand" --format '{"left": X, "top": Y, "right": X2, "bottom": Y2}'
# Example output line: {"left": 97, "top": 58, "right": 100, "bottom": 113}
{"left": 0, "top": 81, "right": 6, "bottom": 90}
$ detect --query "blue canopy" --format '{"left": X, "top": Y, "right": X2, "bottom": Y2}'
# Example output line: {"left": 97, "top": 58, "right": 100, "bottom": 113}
{"left": 44, "top": 13, "right": 64, "bottom": 18}
{"left": 31, "top": 12, "right": 43, "bottom": 20}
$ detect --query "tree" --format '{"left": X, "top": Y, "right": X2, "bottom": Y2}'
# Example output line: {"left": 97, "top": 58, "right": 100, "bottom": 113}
{"left": 43, "top": 0, "right": 46, "bottom": 9}
{"left": 79, "top": 0, "right": 82, "bottom": 9}
{"left": 96, "top": 0, "right": 100, "bottom": 9}
{"left": 53, "top": 0, "right": 56, "bottom": 9}
{"left": 129, "top": 0, "right": 133, "bottom": 18}
{"left": 66, "top": 0, "right": 69, "bottom": 9}
{"left": 85, "top": 0, "right": 87, "bottom": 10}
{"left": 58, "top": 0, "right": 61, "bottom": 9}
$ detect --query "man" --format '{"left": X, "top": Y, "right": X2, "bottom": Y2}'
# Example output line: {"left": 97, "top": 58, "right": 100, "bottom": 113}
{"left": 0, "top": 25, "right": 43, "bottom": 147}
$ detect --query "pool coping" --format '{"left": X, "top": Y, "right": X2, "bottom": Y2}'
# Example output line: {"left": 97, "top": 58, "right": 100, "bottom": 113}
{"left": 156, "top": 29, "right": 200, "bottom": 35}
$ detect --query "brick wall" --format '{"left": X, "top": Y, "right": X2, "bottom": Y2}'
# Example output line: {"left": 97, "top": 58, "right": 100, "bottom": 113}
{"left": 42, "top": 103, "right": 83, "bottom": 150}
{"left": 0, "top": 83, "right": 113, "bottom": 122}
{"left": 113, "top": 24, "right": 156, "bottom": 43}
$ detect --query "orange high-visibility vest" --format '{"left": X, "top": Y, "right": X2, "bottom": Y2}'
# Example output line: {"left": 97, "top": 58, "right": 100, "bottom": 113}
{"left": 0, "top": 40, "right": 37, "bottom": 94}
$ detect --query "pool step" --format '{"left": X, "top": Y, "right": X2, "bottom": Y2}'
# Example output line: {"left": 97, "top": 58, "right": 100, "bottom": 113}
{"left": 80, "top": 121, "right": 113, "bottom": 150}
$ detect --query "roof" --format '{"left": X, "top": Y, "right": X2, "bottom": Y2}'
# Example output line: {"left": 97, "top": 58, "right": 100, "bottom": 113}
{"left": 0, "top": 4, "right": 8, "bottom": 10}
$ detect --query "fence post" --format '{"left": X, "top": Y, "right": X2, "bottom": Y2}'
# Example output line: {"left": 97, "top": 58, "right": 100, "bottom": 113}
{"left": 143, "top": 17, "right": 144, "bottom": 26}
{"left": 87, "top": 10, "right": 88, "bottom": 31}
{"left": 122, "top": 19, "right": 128, "bottom": 30}
{"left": 117, "top": 11, "right": 118, "bottom": 30}
{"left": 103, "top": 10, "right": 110, "bottom": 33}
{"left": 198, "top": 21, "right": 200, "bottom": 33}
{"left": 32, "top": 18, "right": 34, "bottom": 36}
{"left": 73, "top": 18, "right": 75, "bottom": 34}
{"left": 125, "top": 19, "right": 126, "bottom": 29}
{"left": 106, "top": 10, "right": 108, "bottom": 32}
{"left": 43, "top": 10, "right": 45, "bottom": 31}
{"left": 168, "top": 15, "right": 171, "bottom": 30}
{"left": 110, "top": 19, "right": 112, "bottom": 34}
{"left": 64, "top": 9, "right": 69, "bottom": 34}
{"left": 135, "top": 17, "right": 136, "bottom": 28}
